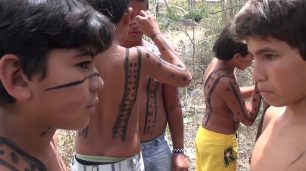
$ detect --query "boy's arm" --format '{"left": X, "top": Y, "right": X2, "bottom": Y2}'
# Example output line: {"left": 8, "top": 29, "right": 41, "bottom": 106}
{"left": 255, "top": 100, "right": 270, "bottom": 140}
{"left": 221, "top": 77, "right": 262, "bottom": 126}
{"left": 135, "top": 10, "right": 189, "bottom": 72}
{"left": 136, "top": 46, "right": 191, "bottom": 87}
{"left": 240, "top": 86, "right": 254, "bottom": 99}
{"left": 163, "top": 85, "right": 189, "bottom": 171}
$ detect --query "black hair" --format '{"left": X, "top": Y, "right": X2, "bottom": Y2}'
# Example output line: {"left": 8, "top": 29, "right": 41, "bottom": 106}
{"left": 231, "top": 0, "right": 306, "bottom": 60}
{"left": 130, "top": 0, "right": 149, "bottom": 10}
{"left": 0, "top": 0, "right": 114, "bottom": 104}
{"left": 213, "top": 24, "right": 248, "bottom": 61}
{"left": 86, "top": 0, "right": 130, "bottom": 24}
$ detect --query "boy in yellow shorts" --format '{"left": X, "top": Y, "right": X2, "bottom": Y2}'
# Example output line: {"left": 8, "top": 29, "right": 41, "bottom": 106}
{"left": 195, "top": 24, "right": 262, "bottom": 171}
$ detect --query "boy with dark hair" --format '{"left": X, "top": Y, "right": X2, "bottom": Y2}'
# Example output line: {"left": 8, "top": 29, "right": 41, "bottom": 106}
{"left": 195, "top": 24, "right": 262, "bottom": 171}
{"left": 121, "top": 0, "right": 189, "bottom": 171}
{"left": 231, "top": 0, "right": 306, "bottom": 170}
{"left": 74, "top": 0, "right": 192, "bottom": 170}
{"left": 0, "top": 0, "right": 113, "bottom": 170}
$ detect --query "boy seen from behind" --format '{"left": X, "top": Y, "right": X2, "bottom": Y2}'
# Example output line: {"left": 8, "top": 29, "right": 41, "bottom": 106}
{"left": 73, "top": 0, "right": 192, "bottom": 170}
{"left": 195, "top": 24, "right": 262, "bottom": 171}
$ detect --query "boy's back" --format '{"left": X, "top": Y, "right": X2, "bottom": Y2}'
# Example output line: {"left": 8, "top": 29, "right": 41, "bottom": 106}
{"left": 76, "top": 39, "right": 191, "bottom": 156}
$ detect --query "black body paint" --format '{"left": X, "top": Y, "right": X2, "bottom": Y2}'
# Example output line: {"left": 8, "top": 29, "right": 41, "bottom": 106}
{"left": 112, "top": 48, "right": 141, "bottom": 141}
{"left": 143, "top": 77, "right": 159, "bottom": 135}
{"left": 78, "top": 126, "right": 89, "bottom": 138}
{"left": 0, "top": 137, "right": 46, "bottom": 171}
{"left": 203, "top": 70, "right": 234, "bottom": 127}
{"left": 45, "top": 72, "right": 99, "bottom": 91}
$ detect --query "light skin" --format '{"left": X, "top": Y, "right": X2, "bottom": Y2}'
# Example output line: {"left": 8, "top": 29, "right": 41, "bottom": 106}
{"left": 202, "top": 54, "right": 261, "bottom": 135}
{"left": 261, "top": 106, "right": 286, "bottom": 134}
{"left": 121, "top": 1, "right": 189, "bottom": 170}
{"left": 0, "top": 48, "right": 103, "bottom": 171}
{"left": 75, "top": 7, "right": 192, "bottom": 158}
{"left": 248, "top": 36, "right": 306, "bottom": 171}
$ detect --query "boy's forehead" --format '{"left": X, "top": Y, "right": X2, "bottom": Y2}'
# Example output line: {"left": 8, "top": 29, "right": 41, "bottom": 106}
{"left": 47, "top": 48, "right": 94, "bottom": 59}
{"left": 246, "top": 36, "right": 283, "bottom": 54}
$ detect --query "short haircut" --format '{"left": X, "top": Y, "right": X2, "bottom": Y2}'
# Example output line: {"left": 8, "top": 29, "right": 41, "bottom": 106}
{"left": 86, "top": 0, "right": 130, "bottom": 24}
{"left": 130, "top": 0, "right": 149, "bottom": 10}
{"left": 213, "top": 24, "right": 249, "bottom": 61}
{"left": 0, "top": 0, "right": 114, "bottom": 104}
{"left": 230, "top": 0, "right": 306, "bottom": 60}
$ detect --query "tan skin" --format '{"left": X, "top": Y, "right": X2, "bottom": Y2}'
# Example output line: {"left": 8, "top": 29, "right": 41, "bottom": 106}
{"left": 248, "top": 36, "right": 306, "bottom": 171}
{"left": 75, "top": 9, "right": 192, "bottom": 158}
{"left": 202, "top": 56, "right": 261, "bottom": 135}
{"left": 119, "top": 1, "right": 189, "bottom": 170}
{"left": 0, "top": 49, "right": 103, "bottom": 171}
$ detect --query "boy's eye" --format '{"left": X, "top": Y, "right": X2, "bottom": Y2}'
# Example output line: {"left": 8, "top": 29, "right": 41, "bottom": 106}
{"left": 263, "top": 53, "right": 277, "bottom": 60}
{"left": 77, "top": 61, "right": 92, "bottom": 69}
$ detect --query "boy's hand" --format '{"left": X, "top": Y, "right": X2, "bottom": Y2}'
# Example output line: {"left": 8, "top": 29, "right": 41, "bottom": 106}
{"left": 135, "top": 10, "right": 160, "bottom": 39}
{"left": 172, "top": 154, "right": 189, "bottom": 171}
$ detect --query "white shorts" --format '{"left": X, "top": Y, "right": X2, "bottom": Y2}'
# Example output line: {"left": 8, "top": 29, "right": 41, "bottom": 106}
{"left": 71, "top": 153, "right": 144, "bottom": 171}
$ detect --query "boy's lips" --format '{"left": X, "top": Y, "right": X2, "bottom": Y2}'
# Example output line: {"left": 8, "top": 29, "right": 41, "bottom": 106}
{"left": 259, "top": 90, "right": 273, "bottom": 98}
{"left": 86, "top": 98, "right": 99, "bottom": 109}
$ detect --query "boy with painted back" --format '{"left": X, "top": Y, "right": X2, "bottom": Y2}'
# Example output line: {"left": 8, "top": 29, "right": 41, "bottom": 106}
{"left": 231, "top": 0, "right": 306, "bottom": 170}
{"left": 0, "top": 0, "right": 113, "bottom": 170}
{"left": 73, "top": 0, "right": 192, "bottom": 170}
{"left": 121, "top": 0, "right": 189, "bottom": 171}
{"left": 195, "top": 24, "right": 261, "bottom": 171}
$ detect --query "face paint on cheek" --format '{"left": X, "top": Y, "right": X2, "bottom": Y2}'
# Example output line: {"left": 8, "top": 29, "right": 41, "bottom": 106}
{"left": 44, "top": 72, "right": 100, "bottom": 91}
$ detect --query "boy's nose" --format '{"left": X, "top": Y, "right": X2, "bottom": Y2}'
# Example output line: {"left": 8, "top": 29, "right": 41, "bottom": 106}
{"left": 252, "top": 60, "right": 265, "bottom": 82}
{"left": 90, "top": 73, "right": 104, "bottom": 92}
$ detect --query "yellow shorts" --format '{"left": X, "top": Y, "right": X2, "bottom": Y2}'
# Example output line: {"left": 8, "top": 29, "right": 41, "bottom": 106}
{"left": 195, "top": 127, "right": 237, "bottom": 171}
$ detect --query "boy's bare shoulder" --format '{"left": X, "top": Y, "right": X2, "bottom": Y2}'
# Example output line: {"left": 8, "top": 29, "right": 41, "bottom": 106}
{"left": 253, "top": 107, "right": 306, "bottom": 171}
{"left": 0, "top": 137, "right": 46, "bottom": 171}
{"left": 262, "top": 106, "right": 285, "bottom": 132}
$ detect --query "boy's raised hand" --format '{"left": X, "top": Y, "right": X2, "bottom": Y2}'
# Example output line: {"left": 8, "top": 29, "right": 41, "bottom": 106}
{"left": 135, "top": 10, "right": 161, "bottom": 39}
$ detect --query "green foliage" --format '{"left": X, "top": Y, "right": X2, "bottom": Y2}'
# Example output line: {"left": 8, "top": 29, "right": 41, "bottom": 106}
{"left": 183, "top": 7, "right": 206, "bottom": 23}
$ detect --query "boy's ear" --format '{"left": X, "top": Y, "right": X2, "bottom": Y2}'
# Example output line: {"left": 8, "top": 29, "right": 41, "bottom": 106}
{"left": 233, "top": 53, "right": 243, "bottom": 62}
{"left": 233, "top": 53, "right": 242, "bottom": 60}
{"left": 0, "top": 54, "right": 32, "bottom": 101}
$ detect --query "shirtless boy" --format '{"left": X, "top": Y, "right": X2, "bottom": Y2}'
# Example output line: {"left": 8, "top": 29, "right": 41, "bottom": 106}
{"left": 73, "top": 0, "right": 192, "bottom": 170}
{"left": 121, "top": 0, "right": 189, "bottom": 170}
{"left": 231, "top": 0, "right": 306, "bottom": 170}
{"left": 0, "top": 0, "right": 112, "bottom": 170}
{"left": 195, "top": 24, "right": 262, "bottom": 171}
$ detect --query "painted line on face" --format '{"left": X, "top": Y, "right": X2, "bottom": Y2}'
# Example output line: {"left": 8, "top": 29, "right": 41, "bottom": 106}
{"left": 44, "top": 72, "right": 100, "bottom": 91}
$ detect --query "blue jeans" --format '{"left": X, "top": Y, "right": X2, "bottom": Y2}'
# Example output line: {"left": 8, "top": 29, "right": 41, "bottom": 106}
{"left": 141, "top": 134, "right": 172, "bottom": 171}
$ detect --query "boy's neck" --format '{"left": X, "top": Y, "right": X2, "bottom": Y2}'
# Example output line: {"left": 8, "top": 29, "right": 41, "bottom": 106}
{"left": 0, "top": 109, "right": 56, "bottom": 155}
{"left": 121, "top": 39, "right": 143, "bottom": 48}
{"left": 216, "top": 59, "right": 235, "bottom": 73}
{"left": 285, "top": 97, "right": 306, "bottom": 118}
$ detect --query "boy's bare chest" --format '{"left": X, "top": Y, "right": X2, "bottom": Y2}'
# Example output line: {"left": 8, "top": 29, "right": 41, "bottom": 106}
{"left": 252, "top": 124, "right": 306, "bottom": 171}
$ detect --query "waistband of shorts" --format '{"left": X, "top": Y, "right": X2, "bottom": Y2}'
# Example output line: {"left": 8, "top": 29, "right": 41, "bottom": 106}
{"left": 74, "top": 153, "right": 142, "bottom": 166}
{"left": 140, "top": 133, "right": 165, "bottom": 144}
{"left": 74, "top": 153, "right": 128, "bottom": 165}
{"left": 198, "top": 126, "right": 236, "bottom": 139}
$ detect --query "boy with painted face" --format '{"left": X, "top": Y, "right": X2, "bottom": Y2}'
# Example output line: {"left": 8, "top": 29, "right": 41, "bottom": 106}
{"left": 73, "top": 0, "right": 192, "bottom": 170}
{"left": 121, "top": 0, "right": 189, "bottom": 171}
{"left": 231, "top": 0, "right": 306, "bottom": 170}
{"left": 195, "top": 24, "right": 262, "bottom": 171}
{"left": 0, "top": 0, "right": 113, "bottom": 170}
